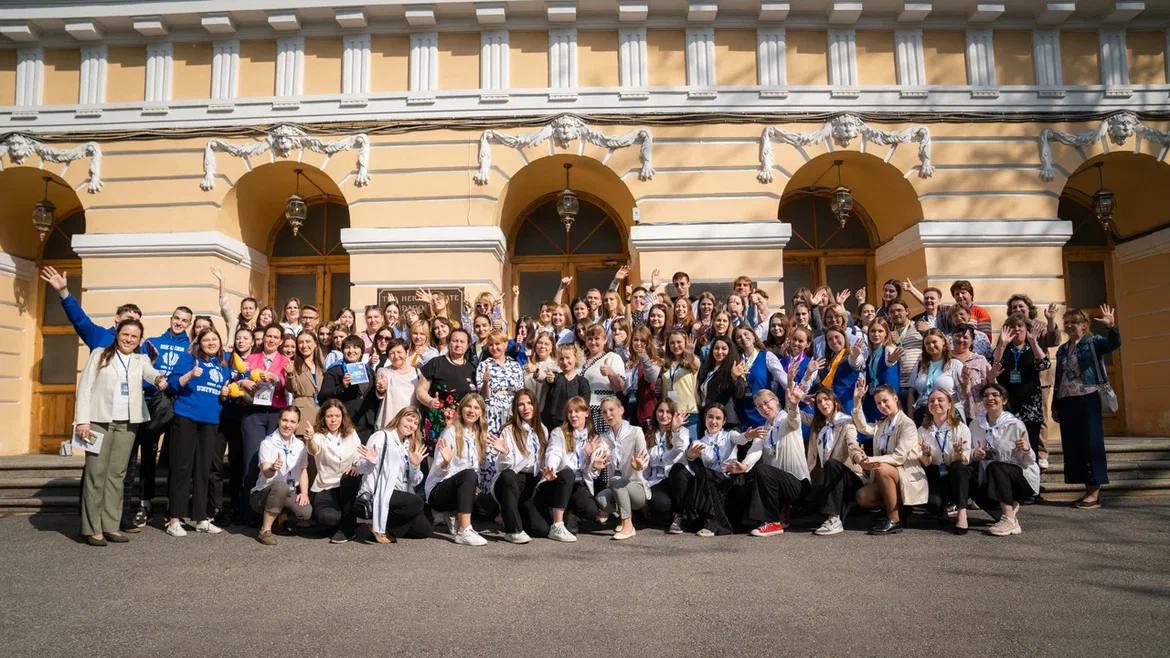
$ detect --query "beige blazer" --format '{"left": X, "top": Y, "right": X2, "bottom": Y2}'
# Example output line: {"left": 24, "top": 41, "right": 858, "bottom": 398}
{"left": 805, "top": 417, "right": 865, "bottom": 480}
{"left": 74, "top": 349, "right": 160, "bottom": 426}
{"left": 852, "top": 408, "right": 928, "bottom": 506}
{"left": 286, "top": 364, "right": 322, "bottom": 436}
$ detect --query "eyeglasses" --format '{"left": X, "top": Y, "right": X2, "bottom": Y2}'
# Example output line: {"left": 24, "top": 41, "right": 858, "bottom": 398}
{"left": 376, "top": 336, "right": 392, "bottom": 342}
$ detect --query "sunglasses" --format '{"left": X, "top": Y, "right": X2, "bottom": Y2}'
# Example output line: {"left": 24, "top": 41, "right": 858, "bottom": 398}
{"left": 376, "top": 336, "right": 392, "bottom": 341}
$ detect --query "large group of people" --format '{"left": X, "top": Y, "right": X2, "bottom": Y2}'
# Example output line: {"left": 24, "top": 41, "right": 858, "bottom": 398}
{"left": 42, "top": 263, "right": 1122, "bottom": 547}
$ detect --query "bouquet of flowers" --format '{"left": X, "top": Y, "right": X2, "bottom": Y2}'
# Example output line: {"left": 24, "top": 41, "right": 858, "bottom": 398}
{"left": 422, "top": 384, "right": 459, "bottom": 448}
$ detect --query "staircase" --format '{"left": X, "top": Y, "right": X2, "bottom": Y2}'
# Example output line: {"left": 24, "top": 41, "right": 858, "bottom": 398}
{"left": 1041, "top": 437, "right": 1170, "bottom": 501}
{"left": 4, "top": 438, "right": 1170, "bottom": 514}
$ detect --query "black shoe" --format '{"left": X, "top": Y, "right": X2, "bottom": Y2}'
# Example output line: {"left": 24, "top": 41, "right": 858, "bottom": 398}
{"left": 868, "top": 519, "right": 903, "bottom": 535}
{"left": 84, "top": 535, "right": 108, "bottom": 547}
{"left": 952, "top": 525, "right": 969, "bottom": 536}
{"left": 104, "top": 532, "right": 130, "bottom": 543}
{"left": 329, "top": 530, "right": 350, "bottom": 544}
{"left": 132, "top": 503, "right": 149, "bottom": 528}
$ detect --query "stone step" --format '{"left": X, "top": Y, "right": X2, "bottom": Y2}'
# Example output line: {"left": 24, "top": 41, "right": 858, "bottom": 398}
{"left": 1041, "top": 479, "right": 1170, "bottom": 501}
{"left": 1041, "top": 460, "right": 1170, "bottom": 483}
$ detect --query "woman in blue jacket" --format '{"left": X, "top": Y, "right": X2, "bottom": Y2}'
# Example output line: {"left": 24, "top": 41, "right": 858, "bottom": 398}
{"left": 165, "top": 327, "right": 232, "bottom": 537}
{"left": 1053, "top": 305, "right": 1120, "bottom": 509}
{"left": 860, "top": 318, "right": 903, "bottom": 423}
{"left": 814, "top": 328, "right": 863, "bottom": 416}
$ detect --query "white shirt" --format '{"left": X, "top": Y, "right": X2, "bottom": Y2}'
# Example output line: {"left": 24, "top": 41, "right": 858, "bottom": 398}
{"left": 694, "top": 429, "right": 760, "bottom": 475}
{"left": 544, "top": 426, "right": 590, "bottom": 481}
{"left": 309, "top": 431, "right": 360, "bottom": 493}
{"left": 253, "top": 432, "right": 308, "bottom": 492}
{"left": 645, "top": 427, "right": 689, "bottom": 488}
{"left": 424, "top": 424, "right": 482, "bottom": 497}
{"left": 760, "top": 410, "right": 810, "bottom": 481}
{"left": 498, "top": 421, "right": 546, "bottom": 477}
{"left": 111, "top": 352, "right": 132, "bottom": 421}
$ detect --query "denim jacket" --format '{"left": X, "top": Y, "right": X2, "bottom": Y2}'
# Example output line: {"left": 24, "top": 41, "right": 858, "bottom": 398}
{"left": 1053, "top": 327, "right": 1120, "bottom": 402}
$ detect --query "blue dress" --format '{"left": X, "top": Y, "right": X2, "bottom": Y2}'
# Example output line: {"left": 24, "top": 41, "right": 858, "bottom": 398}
{"left": 861, "top": 345, "right": 901, "bottom": 423}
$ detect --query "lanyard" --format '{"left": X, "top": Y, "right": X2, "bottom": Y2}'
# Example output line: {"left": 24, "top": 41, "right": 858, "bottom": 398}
{"left": 933, "top": 427, "right": 950, "bottom": 454}
{"left": 877, "top": 419, "right": 897, "bottom": 455}
{"left": 280, "top": 438, "right": 295, "bottom": 481}
{"left": 1009, "top": 345, "right": 1026, "bottom": 371}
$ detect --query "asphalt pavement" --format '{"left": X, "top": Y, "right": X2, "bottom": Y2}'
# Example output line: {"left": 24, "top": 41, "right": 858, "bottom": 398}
{"left": 2, "top": 498, "right": 1169, "bottom": 657}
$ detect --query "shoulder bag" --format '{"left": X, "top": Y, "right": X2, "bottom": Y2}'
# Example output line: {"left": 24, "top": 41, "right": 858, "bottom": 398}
{"left": 355, "top": 433, "right": 388, "bottom": 520}
{"left": 1086, "top": 340, "right": 1119, "bottom": 414}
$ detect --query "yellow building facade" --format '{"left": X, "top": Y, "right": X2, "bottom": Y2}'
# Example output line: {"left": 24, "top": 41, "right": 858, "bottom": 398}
{"left": 1, "top": 1, "right": 1169, "bottom": 454}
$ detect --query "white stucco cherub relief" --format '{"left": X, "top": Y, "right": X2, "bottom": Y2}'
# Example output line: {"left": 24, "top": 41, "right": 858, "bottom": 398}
{"left": 1038, "top": 111, "right": 1170, "bottom": 181}
{"left": 0, "top": 133, "right": 103, "bottom": 193}
{"left": 756, "top": 113, "right": 935, "bottom": 184}
{"left": 200, "top": 124, "right": 370, "bottom": 191}
{"left": 473, "top": 114, "right": 654, "bottom": 185}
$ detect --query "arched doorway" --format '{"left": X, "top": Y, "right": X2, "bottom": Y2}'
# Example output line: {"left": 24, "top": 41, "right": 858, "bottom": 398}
{"left": 510, "top": 193, "right": 626, "bottom": 318}
{"left": 269, "top": 198, "right": 351, "bottom": 322}
{"left": 780, "top": 190, "right": 876, "bottom": 300}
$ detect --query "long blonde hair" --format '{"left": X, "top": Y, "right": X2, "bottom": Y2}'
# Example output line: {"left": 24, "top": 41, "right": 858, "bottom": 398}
{"left": 387, "top": 406, "right": 424, "bottom": 452}
{"left": 453, "top": 393, "right": 489, "bottom": 460}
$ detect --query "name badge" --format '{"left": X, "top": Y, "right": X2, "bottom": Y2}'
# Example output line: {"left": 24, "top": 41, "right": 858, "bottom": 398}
{"left": 120, "top": 382, "right": 130, "bottom": 396}
{"left": 1009, "top": 370, "right": 1022, "bottom": 384}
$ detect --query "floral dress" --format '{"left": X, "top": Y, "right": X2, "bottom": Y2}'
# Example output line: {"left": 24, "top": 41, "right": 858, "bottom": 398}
{"left": 476, "top": 356, "right": 525, "bottom": 435}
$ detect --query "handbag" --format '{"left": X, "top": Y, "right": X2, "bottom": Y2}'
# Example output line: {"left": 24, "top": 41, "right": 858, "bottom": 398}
{"left": 1086, "top": 340, "right": 1119, "bottom": 414}
{"left": 146, "top": 390, "right": 175, "bottom": 432}
{"left": 355, "top": 432, "right": 388, "bottom": 520}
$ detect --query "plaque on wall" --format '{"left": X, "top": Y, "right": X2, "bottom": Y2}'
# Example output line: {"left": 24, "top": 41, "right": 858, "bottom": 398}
{"left": 376, "top": 287, "right": 465, "bottom": 323}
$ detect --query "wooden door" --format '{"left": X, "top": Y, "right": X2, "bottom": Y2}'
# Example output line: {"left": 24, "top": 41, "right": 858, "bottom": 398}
{"left": 1064, "top": 248, "right": 1125, "bottom": 434}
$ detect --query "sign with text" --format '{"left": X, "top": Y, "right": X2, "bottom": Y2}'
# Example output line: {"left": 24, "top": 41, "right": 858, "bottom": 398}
{"left": 377, "top": 287, "right": 465, "bottom": 324}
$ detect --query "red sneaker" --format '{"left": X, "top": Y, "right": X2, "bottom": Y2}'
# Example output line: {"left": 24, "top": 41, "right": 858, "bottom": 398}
{"left": 750, "top": 522, "right": 784, "bottom": 537}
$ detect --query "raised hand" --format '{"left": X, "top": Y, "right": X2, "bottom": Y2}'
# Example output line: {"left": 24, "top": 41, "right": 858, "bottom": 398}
{"left": 39, "top": 266, "right": 68, "bottom": 293}
{"left": 615, "top": 265, "right": 630, "bottom": 281}
{"left": 191, "top": 363, "right": 204, "bottom": 379}
{"left": 787, "top": 383, "right": 805, "bottom": 407}
{"left": 855, "top": 288, "right": 867, "bottom": 305}
{"left": 999, "top": 325, "right": 1014, "bottom": 345}
{"left": 835, "top": 289, "right": 851, "bottom": 305}
{"left": 357, "top": 443, "right": 377, "bottom": 462}
{"left": 631, "top": 448, "right": 650, "bottom": 470}
{"left": 889, "top": 346, "right": 904, "bottom": 363}
{"left": 686, "top": 443, "right": 705, "bottom": 460}
{"left": 853, "top": 374, "right": 866, "bottom": 404}
{"left": 1096, "top": 304, "right": 1115, "bottom": 328}
{"left": 408, "top": 443, "right": 428, "bottom": 467}
{"left": 1044, "top": 303, "right": 1058, "bottom": 321}
{"left": 210, "top": 267, "right": 223, "bottom": 284}
{"left": 560, "top": 276, "right": 573, "bottom": 287}
{"left": 731, "top": 360, "right": 746, "bottom": 378}
{"left": 437, "top": 440, "right": 453, "bottom": 466}
{"left": 849, "top": 340, "right": 863, "bottom": 359}
{"left": 745, "top": 426, "right": 768, "bottom": 440}
{"left": 272, "top": 453, "right": 283, "bottom": 472}
{"left": 511, "top": 284, "right": 520, "bottom": 296}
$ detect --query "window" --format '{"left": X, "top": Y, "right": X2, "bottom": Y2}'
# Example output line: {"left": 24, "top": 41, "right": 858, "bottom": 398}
{"left": 780, "top": 190, "right": 875, "bottom": 301}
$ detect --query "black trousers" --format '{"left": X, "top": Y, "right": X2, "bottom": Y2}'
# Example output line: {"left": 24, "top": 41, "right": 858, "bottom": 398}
{"left": 168, "top": 416, "right": 217, "bottom": 522}
{"left": 312, "top": 474, "right": 361, "bottom": 537}
{"left": 681, "top": 464, "right": 751, "bottom": 535}
{"left": 925, "top": 463, "right": 973, "bottom": 514}
{"left": 121, "top": 418, "right": 168, "bottom": 522}
{"left": 811, "top": 458, "right": 862, "bottom": 518}
{"left": 386, "top": 490, "right": 432, "bottom": 539}
{"left": 978, "top": 461, "right": 1032, "bottom": 507}
{"left": 645, "top": 480, "right": 674, "bottom": 525}
{"left": 213, "top": 404, "right": 245, "bottom": 515}
{"left": 666, "top": 463, "right": 693, "bottom": 516}
{"left": 747, "top": 463, "right": 809, "bottom": 525}
{"left": 494, "top": 470, "right": 547, "bottom": 536}
{"left": 427, "top": 469, "right": 478, "bottom": 515}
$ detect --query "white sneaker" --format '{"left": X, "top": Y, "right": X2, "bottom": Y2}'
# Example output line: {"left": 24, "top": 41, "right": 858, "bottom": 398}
{"left": 453, "top": 527, "right": 487, "bottom": 546}
{"left": 988, "top": 516, "right": 1021, "bottom": 537}
{"left": 814, "top": 516, "right": 844, "bottom": 536}
{"left": 446, "top": 515, "right": 457, "bottom": 536}
{"left": 165, "top": 521, "right": 187, "bottom": 537}
{"left": 667, "top": 514, "right": 684, "bottom": 535}
{"left": 505, "top": 531, "right": 532, "bottom": 544}
{"left": 195, "top": 520, "right": 223, "bottom": 534}
{"left": 1038, "top": 457, "right": 1050, "bottom": 470}
{"left": 547, "top": 522, "right": 577, "bottom": 543}
{"left": 696, "top": 528, "right": 715, "bottom": 538}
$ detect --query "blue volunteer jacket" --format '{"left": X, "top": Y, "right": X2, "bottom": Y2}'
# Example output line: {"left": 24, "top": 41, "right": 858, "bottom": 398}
{"left": 61, "top": 294, "right": 116, "bottom": 350}
{"left": 167, "top": 352, "right": 231, "bottom": 424}
{"left": 142, "top": 330, "right": 191, "bottom": 397}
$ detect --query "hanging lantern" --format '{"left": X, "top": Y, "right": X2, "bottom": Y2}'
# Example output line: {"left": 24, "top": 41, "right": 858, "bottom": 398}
{"left": 829, "top": 160, "right": 853, "bottom": 228}
{"left": 556, "top": 163, "right": 579, "bottom": 233}
{"left": 32, "top": 176, "right": 55, "bottom": 242}
{"left": 1092, "top": 162, "right": 1114, "bottom": 234}
{"left": 284, "top": 168, "right": 308, "bottom": 236}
